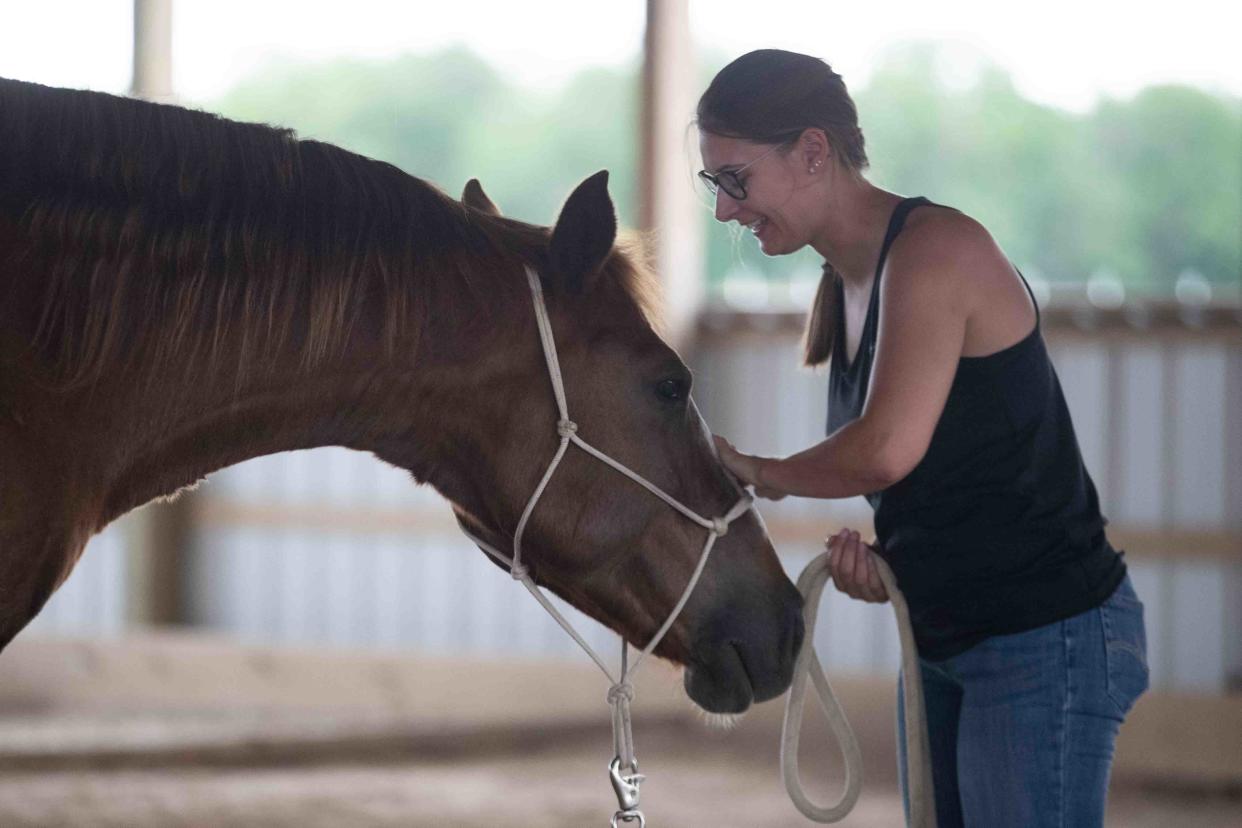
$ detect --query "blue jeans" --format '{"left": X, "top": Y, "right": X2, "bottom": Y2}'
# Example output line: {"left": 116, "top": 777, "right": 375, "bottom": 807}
{"left": 896, "top": 575, "right": 1149, "bottom": 827}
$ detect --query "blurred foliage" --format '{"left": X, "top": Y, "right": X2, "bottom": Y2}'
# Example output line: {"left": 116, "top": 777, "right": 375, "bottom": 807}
{"left": 206, "top": 42, "right": 1241, "bottom": 295}
{"left": 210, "top": 46, "right": 638, "bottom": 229}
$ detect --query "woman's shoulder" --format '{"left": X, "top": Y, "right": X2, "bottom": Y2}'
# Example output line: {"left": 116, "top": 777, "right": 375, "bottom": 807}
{"left": 887, "top": 205, "right": 1018, "bottom": 297}
{"left": 894, "top": 205, "right": 1003, "bottom": 267}
{"left": 889, "top": 203, "right": 1037, "bottom": 354}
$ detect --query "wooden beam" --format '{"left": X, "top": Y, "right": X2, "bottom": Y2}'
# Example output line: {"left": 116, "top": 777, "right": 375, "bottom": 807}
{"left": 640, "top": 0, "right": 702, "bottom": 348}
{"left": 195, "top": 499, "right": 1242, "bottom": 563}
{"left": 695, "top": 303, "right": 1242, "bottom": 343}
{"left": 197, "top": 500, "right": 463, "bottom": 536}
{"left": 131, "top": 0, "right": 173, "bottom": 101}
{"left": 124, "top": 496, "right": 198, "bottom": 627}
{"left": 126, "top": 0, "right": 190, "bottom": 626}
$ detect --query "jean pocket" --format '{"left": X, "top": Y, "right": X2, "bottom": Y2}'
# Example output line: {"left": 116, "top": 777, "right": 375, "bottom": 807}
{"left": 1100, "top": 580, "right": 1150, "bottom": 716}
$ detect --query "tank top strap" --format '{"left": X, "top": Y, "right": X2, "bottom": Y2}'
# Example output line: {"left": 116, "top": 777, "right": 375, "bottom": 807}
{"left": 864, "top": 196, "right": 934, "bottom": 330}
{"left": 832, "top": 274, "right": 847, "bottom": 355}
{"left": 1013, "top": 267, "right": 1042, "bottom": 325}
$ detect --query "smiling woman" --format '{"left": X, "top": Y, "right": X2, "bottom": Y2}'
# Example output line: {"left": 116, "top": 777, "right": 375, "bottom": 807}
{"left": 699, "top": 49, "right": 1147, "bottom": 828}
{"left": 696, "top": 50, "right": 872, "bottom": 346}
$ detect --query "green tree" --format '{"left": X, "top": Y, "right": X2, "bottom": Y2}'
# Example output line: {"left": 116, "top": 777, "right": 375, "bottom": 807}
{"left": 1090, "top": 86, "right": 1241, "bottom": 290}
{"left": 211, "top": 47, "right": 639, "bottom": 227}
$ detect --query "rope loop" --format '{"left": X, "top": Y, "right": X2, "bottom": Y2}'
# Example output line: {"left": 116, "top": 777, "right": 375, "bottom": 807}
{"left": 556, "top": 419, "right": 578, "bottom": 437}
{"left": 509, "top": 563, "right": 530, "bottom": 581}
{"left": 711, "top": 517, "right": 729, "bottom": 537}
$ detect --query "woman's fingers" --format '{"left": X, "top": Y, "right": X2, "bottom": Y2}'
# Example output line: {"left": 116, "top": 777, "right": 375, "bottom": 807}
{"left": 840, "top": 531, "right": 860, "bottom": 589}
{"left": 828, "top": 530, "right": 860, "bottom": 599}
{"left": 826, "top": 532, "right": 841, "bottom": 577}
{"left": 825, "top": 529, "right": 888, "bottom": 603}
{"left": 712, "top": 434, "right": 762, "bottom": 488}
{"left": 848, "top": 532, "right": 873, "bottom": 601}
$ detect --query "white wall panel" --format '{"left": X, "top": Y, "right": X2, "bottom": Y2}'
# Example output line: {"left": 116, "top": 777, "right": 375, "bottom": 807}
{"left": 1114, "top": 345, "right": 1166, "bottom": 526}
{"left": 1168, "top": 562, "right": 1227, "bottom": 691}
{"left": 1170, "top": 345, "right": 1228, "bottom": 527}
{"left": 1047, "top": 341, "right": 1110, "bottom": 497}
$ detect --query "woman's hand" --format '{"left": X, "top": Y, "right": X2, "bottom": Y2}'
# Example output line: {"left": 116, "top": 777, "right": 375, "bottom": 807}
{"left": 713, "top": 435, "right": 786, "bottom": 500}
{"left": 826, "top": 528, "right": 889, "bottom": 603}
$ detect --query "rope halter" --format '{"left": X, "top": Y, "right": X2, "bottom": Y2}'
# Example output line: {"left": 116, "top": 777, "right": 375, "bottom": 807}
{"left": 459, "top": 267, "right": 754, "bottom": 826}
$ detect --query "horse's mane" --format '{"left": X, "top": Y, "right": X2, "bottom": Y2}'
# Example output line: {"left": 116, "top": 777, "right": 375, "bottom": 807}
{"left": 0, "top": 78, "right": 660, "bottom": 389}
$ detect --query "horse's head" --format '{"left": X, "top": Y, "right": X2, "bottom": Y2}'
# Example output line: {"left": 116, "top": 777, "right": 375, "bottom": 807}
{"left": 430, "top": 172, "right": 803, "bottom": 714}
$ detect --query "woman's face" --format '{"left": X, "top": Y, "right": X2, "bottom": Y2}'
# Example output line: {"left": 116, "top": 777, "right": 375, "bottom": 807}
{"left": 698, "top": 131, "right": 818, "bottom": 256}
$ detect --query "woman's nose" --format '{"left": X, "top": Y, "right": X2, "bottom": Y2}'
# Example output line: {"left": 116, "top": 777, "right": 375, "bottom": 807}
{"left": 714, "top": 190, "right": 740, "bottom": 222}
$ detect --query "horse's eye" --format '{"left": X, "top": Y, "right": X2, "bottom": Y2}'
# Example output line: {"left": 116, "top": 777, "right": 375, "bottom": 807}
{"left": 656, "top": 378, "right": 688, "bottom": 402}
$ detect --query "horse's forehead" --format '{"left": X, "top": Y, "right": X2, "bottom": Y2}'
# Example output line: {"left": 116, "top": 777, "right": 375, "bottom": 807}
{"left": 581, "top": 324, "right": 674, "bottom": 360}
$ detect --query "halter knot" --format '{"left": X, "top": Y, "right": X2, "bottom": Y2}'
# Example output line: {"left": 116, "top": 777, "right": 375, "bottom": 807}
{"left": 557, "top": 419, "right": 578, "bottom": 437}
{"left": 509, "top": 563, "right": 530, "bottom": 581}
{"left": 711, "top": 517, "right": 729, "bottom": 537}
{"left": 607, "top": 682, "right": 635, "bottom": 706}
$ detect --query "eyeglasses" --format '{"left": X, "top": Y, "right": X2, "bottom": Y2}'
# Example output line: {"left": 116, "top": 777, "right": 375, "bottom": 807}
{"left": 697, "top": 143, "right": 783, "bottom": 201}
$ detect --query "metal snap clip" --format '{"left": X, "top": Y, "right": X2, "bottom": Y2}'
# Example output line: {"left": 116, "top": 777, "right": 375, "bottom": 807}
{"left": 608, "top": 755, "right": 645, "bottom": 813}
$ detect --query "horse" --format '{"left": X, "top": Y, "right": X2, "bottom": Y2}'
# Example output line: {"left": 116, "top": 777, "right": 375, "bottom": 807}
{"left": 0, "top": 77, "right": 805, "bottom": 715}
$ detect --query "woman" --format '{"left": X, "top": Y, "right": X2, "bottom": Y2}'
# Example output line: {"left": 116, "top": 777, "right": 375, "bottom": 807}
{"left": 701, "top": 49, "right": 1149, "bottom": 827}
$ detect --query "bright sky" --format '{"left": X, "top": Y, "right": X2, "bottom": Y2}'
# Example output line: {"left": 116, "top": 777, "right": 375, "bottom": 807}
{"left": 1, "top": 0, "right": 1239, "bottom": 112}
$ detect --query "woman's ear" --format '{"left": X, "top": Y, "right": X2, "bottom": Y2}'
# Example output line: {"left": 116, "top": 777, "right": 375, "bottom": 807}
{"left": 800, "top": 127, "right": 832, "bottom": 175}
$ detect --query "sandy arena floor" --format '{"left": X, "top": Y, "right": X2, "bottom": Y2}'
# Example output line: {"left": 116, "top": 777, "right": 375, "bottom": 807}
{"left": 0, "top": 723, "right": 1237, "bottom": 827}
{"left": 1, "top": 636, "right": 1236, "bottom": 827}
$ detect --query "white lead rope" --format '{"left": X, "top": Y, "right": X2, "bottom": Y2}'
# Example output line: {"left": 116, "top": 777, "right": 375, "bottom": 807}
{"left": 459, "top": 266, "right": 934, "bottom": 827}
{"left": 781, "top": 552, "right": 936, "bottom": 827}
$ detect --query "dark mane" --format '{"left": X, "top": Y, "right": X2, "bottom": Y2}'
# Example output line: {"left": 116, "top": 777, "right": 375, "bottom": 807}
{"left": 0, "top": 78, "right": 660, "bottom": 389}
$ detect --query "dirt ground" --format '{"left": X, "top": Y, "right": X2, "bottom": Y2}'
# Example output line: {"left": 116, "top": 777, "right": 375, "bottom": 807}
{"left": 0, "top": 636, "right": 1236, "bottom": 826}
{"left": 0, "top": 723, "right": 1237, "bottom": 828}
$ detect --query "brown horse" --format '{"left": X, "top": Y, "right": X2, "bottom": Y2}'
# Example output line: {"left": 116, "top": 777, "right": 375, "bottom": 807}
{"left": 0, "top": 77, "right": 803, "bottom": 713}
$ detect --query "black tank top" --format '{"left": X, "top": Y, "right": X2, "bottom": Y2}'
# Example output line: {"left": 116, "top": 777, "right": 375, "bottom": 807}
{"left": 827, "top": 196, "right": 1126, "bottom": 660}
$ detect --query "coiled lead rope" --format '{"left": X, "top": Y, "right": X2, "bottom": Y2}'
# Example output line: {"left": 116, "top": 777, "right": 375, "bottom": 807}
{"left": 781, "top": 550, "right": 936, "bottom": 826}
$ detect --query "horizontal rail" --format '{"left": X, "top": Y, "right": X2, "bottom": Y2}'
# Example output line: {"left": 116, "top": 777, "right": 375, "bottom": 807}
{"left": 695, "top": 302, "right": 1242, "bottom": 343}
{"left": 196, "top": 499, "right": 1242, "bottom": 562}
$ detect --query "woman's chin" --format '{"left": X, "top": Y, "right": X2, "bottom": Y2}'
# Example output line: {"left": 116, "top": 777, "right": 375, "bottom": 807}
{"left": 755, "top": 234, "right": 783, "bottom": 256}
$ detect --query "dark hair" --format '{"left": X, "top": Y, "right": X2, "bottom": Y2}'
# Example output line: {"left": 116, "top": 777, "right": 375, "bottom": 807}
{"left": 697, "top": 49, "right": 868, "bottom": 367}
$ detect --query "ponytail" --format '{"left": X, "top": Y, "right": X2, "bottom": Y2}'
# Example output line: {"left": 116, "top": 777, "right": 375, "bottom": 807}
{"left": 802, "top": 263, "right": 840, "bottom": 368}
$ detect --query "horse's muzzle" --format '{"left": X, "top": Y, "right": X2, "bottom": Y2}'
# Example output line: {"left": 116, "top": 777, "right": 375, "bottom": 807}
{"left": 683, "top": 579, "right": 805, "bottom": 713}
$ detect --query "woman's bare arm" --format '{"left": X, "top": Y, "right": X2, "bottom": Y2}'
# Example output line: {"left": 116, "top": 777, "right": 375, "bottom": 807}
{"left": 717, "top": 213, "right": 987, "bottom": 499}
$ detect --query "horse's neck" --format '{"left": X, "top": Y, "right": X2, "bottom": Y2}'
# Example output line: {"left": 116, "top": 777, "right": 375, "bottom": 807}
{"left": 2, "top": 174, "right": 528, "bottom": 537}
{"left": 94, "top": 354, "right": 453, "bottom": 527}
{"left": 4, "top": 291, "right": 454, "bottom": 532}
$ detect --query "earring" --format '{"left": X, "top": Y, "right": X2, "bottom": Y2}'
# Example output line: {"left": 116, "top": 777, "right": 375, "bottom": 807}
{"left": 809, "top": 160, "right": 823, "bottom": 173}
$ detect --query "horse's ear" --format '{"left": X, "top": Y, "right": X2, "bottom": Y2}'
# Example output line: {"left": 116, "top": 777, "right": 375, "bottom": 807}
{"left": 462, "top": 178, "right": 501, "bottom": 215}
{"left": 548, "top": 170, "right": 616, "bottom": 294}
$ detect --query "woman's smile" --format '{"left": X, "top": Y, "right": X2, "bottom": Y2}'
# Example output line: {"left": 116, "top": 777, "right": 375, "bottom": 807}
{"left": 746, "top": 216, "right": 771, "bottom": 245}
